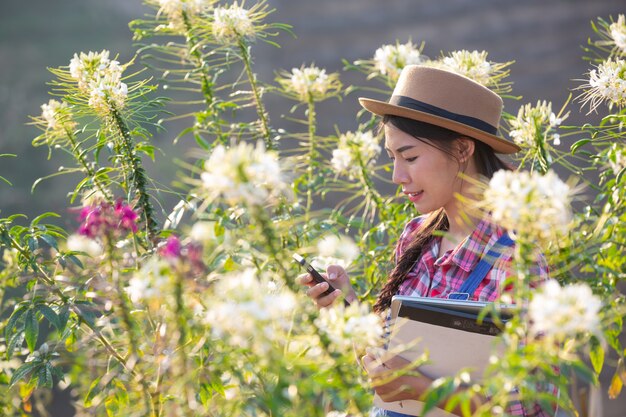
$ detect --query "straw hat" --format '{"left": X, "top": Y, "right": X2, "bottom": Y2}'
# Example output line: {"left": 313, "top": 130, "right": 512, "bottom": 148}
{"left": 359, "top": 65, "right": 520, "bottom": 154}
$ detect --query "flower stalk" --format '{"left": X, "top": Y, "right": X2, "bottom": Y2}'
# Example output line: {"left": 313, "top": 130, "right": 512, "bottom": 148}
{"left": 110, "top": 108, "right": 158, "bottom": 242}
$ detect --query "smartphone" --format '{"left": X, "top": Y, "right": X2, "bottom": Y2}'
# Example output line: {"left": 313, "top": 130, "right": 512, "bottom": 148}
{"left": 293, "top": 253, "right": 350, "bottom": 306}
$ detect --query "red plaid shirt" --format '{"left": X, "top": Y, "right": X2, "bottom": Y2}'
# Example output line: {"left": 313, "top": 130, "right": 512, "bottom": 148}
{"left": 394, "top": 216, "right": 556, "bottom": 416}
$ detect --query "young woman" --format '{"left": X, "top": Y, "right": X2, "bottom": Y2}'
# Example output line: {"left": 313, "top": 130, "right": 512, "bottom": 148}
{"left": 299, "top": 66, "right": 555, "bottom": 416}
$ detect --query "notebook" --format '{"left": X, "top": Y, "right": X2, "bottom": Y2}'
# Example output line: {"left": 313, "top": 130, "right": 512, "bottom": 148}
{"left": 372, "top": 296, "right": 515, "bottom": 416}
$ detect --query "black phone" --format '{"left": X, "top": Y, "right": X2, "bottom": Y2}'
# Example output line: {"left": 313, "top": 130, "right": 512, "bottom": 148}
{"left": 293, "top": 253, "right": 350, "bottom": 306}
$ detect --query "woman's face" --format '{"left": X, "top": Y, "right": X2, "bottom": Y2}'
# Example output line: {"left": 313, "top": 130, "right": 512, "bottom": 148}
{"left": 384, "top": 123, "right": 464, "bottom": 214}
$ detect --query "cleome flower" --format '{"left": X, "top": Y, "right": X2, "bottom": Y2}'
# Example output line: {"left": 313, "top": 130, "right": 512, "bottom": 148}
{"left": 40, "top": 99, "right": 75, "bottom": 135}
{"left": 77, "top": 199, "right": 139, "bottom": 240}
{"left": 426, "top": 50, "right": 512, "bottom": 93}
{"left": 529, "top": 279, "right": 602, "bottom": 341}
{"left": 199, "top": 141, "right": 290, "bottom": 207}
{"left": 508, "top": 100, "right": 568, "bottom": 148}
{"left": 372, "top": 40, "right": 425, "bottom": 83}
{"left": 609, "top": 14, "right": 626, "bottom": 53}
{"left": 68, "top": 50, "right": 129, "bottom": 115}
{"left": 126, "top": 256, "right": 172, "bottom": 305}
{"left": 578, "top": 58, "right": 626, "bottom": 113}
{"left": 314, "top": 302, "right": 384, "bottom": 354}
{"left": 311, "top": 234, "right": 360, "bottom": 271}
{"left": 277, "top": 64, "right": 342, "bottom": 103}
{"left": 158, "top": 235, "right": 205, "bottom": 275}
{"left": 331, "top": 130, "right": 381, "bottom": 179}
{"left": 149, "top": 0, "right": 213, "bottom": 33}
{"left": 481, "top": 170, "right": 574, "bottom": 245}
{"left": 204, "top": 268, "right": 298, "bottom": 353}
{"left": 606, "top": 143, "right": 626, "bottom": 176}
{"left": 212, "top": 2, "right": 255, "bottom": 43}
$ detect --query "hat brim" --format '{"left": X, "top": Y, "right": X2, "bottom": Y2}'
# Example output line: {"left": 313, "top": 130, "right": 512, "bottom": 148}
{"left": 359, "top": 97, "right": 520, "bottom": 154}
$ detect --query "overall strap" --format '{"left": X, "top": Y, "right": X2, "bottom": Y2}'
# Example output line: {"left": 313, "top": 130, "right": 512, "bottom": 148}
{"left": 448, "top": 233, "right": 515, "bottom": 301}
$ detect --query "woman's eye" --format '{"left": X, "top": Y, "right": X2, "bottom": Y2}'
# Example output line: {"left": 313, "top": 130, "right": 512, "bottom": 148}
{"left": 406, "top": 156, "right": 418, "bottom": 162}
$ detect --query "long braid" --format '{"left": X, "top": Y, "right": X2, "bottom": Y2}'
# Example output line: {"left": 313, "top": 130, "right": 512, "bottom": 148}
{"left": 373, "top": 209, "right": 448, "bottom": 313}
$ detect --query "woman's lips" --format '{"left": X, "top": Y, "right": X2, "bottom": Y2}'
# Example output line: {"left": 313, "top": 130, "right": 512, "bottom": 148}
{"left": 405, "top": 190, "right": 423, "bottom": 203}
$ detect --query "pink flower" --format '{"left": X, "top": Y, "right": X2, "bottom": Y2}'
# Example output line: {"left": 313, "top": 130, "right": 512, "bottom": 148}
{"left": 77, "top": 199, "right": 139, "bottom": 239}
{"left": 160, "top": 235, "right": 182, "bottom": 259}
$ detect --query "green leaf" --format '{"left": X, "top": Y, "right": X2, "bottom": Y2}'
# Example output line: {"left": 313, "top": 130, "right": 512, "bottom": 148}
{"left": 84, "top": 376, "right": 103, "bottom": 407}
{"left": 39, "top": 234, "right": 58, "bottom": 250}
{"left": 589, "top": 337, "right": 605, "bottom": 374}
{"left": 66, "top": 254, "right": 84, "bottom": 269}
{"left": 4, "top": 303, "right": 28, "bottom": 342}
{"left": 37, "top": 304, "right": 61, "bottom": 331}
{"left": 31, "top": 212, "right": 60, "bottom": 226}
{"left": 570, "top": 138, "right": 591, "bottom": 154}
{"left": 24, "top": 309, "right": 39, "bottom": 352}
{"left": 9, "top": 362, "right": 38, "bottom": 388}
{"left": 7, "top": 332, "right": 25, "bottom": 358}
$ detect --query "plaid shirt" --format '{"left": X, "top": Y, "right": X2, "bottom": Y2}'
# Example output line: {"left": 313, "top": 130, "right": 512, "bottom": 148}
{"left": 393, "top": 216, "right": 556, "bottom": 417}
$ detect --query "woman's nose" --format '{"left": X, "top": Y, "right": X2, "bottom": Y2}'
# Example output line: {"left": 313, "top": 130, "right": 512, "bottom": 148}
{"left": 392, "top": 162, "right": 408, "bottom": 185}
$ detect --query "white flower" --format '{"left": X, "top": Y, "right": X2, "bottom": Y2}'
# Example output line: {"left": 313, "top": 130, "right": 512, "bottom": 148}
{"left": 150, "top": 0, "right": 212, "bottom": 32}
{"left": 610, "top": 14, "right": 626, "bottom": 53}
{"left": 529, "top": 279, "right": 601, "bottom": 340}
{"left": 330, "top": 130, "right": 381, "bottom": 178}
{"left": 199, "top": 141, "right": 290, "bottom": 206}
{"left": 311, "top": 234, "right": 359, "bottom": 270}
{"left": 579, "top": 58, "right": 626, "bottom": 113}
{"left": 126, "top": 257, "right": 172, "bottom": 304}
{"left": 508, "top": 101, "right": 568, "bottom": 148}
{"left": 278, "top": 65, "right": 342, "bottom": 102}
{"left": 204, "top": 269, "right": 297, "bottom": 352}
{"left": 483, "top": 170, "right": 573, "bottom": 244}
{"left": 425, "top": 50, "right": 512, "bottom": 92}
{"left": 68, "top": 50, "right": 128, "bottom": 113}
{"left": 190, "top": 221, "right": 216, "bottom": 243}
{"left": 326, "top": 412, "right": 349, "bottom": 417}
{"left": 606, "top": 143, "right": 626, "bottom": 176}
{"left": 372, "top": 40, "right": 424, "bottom": 82}
{"left": 40, "top": 100, "right": 71, "bottom": 132}
{"left": 212, "top": 2, "right": 255, "bottom": 43}
{"left": 439, "top": 50, "right": 492, "bottom": 86}
{"left": 66, "top": 234, "right": 103, "bottom": 258}
{"left": 314, "top": 302, "right": 384, "bottom": 353}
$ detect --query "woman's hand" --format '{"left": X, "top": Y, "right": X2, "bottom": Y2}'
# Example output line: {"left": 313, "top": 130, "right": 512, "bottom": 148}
{"left": 361, "top": 351, "right": 431, "bottom": 403}
{"left": 297, "top": 264, "right": 357, "bottom": 308}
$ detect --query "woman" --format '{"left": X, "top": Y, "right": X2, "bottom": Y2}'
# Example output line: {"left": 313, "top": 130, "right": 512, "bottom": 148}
{"left": 300, "top": 66, "right": 555, "bottom": 416}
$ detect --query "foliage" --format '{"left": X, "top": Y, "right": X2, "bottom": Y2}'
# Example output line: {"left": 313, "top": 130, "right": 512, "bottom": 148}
{"left": 0, "top": 2, "right": 625, "bottom": 417}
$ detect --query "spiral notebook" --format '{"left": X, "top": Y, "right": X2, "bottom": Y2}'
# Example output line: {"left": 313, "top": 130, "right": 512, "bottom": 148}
{"left": 372, "top": 296, "right": 515, "bottom": 416}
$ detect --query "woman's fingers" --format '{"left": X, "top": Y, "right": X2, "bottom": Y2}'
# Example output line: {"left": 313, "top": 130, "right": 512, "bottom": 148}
{"left": 306, "top": 283, "right": 341, "bottom": 308}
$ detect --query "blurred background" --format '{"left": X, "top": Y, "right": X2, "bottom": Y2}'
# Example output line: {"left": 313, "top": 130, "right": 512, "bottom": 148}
{"left": 1, "top": 0, "right": 624, "bottom": 415}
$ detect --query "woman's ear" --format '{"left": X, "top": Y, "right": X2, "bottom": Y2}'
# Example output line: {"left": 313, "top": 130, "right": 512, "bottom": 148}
{"left": 455, "top": 137, "right": 475, "bottom": 163}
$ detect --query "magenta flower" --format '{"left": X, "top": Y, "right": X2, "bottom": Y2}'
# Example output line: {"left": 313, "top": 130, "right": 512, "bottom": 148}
{"left": 160, "top": 235, "right": 182, "bottom": 259}
{"left": 77, "top": 199, "right": 139, "bottom": 239}
{"left": 158, "top": 235, "right": 205, "bottom": 275}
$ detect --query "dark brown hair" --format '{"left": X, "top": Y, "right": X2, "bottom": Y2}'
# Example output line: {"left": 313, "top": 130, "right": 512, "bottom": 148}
{"left": 372, "top": 115, "right": 512, "bottom": 313}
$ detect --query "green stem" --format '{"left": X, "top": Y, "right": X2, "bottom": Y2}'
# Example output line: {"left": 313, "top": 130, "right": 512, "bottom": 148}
{"left": 0, "top": 225, "right": 131, "bottom": 381}
{"left": 356, "top": 153, "right": 385, "bottom": 218}
{"left": 238, "top": 39, "right": 272, "bottom": 149}
{"left": 110, "top": 108, "right": 158, "bottom": 242}
{"left": 106, "top": 238, "right": 157, "bottom": 417}
{"left": 174, "top": 271, "right": 193, "bottom": 415}
{"left": 182, "top": 11, "right": 226, "bottom": 144}
{"left": 65, "top": 127, "right": 113, "bottom": 202}
{"left": 305, "top": 98, "right": 316, "bottom": 221}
